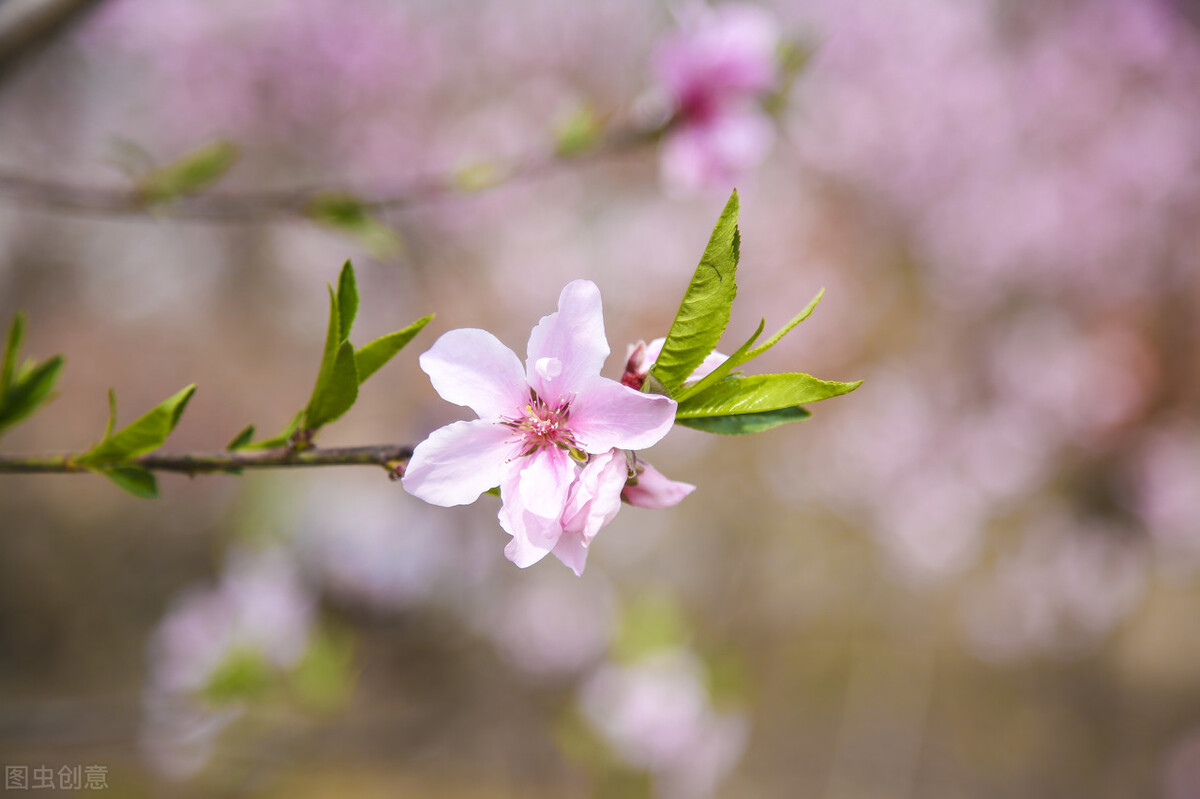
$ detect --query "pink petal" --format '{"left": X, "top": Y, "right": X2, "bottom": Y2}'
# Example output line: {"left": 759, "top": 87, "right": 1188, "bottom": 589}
{"left": 552, "top": 528, "right": 590, "bottom": 576}
{"left": 515, "top": 446, "right": 577, "bottom": 521}
{"left": 622, "top": 461, "right": 696, "bottom": 510}
{"left": 401, "top": 420, "right": 516, "bottom": 507}
{"left": 526, "top": 280, "right": 610, "bottom": 399}
{"left": 419, "top": 328, "right": 528, "bottom": 420}
{"left": 660, "top": 110, "right": 773, "bottom": 195}
{"left": 569, "top": 376, "right": 677, "bottom": 453}
{"left": 501, "top": 508, "right": 558, "bottom": 568}
{"left": 562, "top": 449, "right": 628, "bottom": 542}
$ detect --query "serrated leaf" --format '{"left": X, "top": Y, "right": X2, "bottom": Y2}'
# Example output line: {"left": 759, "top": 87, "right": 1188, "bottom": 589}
{"left": 672, "top": 319, "right": 765, "bottom": 403}
{"left": 0, "top": 355, "right": 64, "bottom": 435}
{"left": 675, "top": 405, "right": 811, "bottom": 435}
{"left": 650, "top": 190, "right": 740, "bottom": 393}
{"left": 675, "top": 373, "right": 861, "bottom": 420}
{"left": 102, "top": 466, "right": 159, "bottom": 499}
{"left": 136, "top": 140, "right": 238, "bottom": 204}
{"left": 2, "top": 312, "right": 24, "bottom": 392}
{"left": 304, "top": 341, "right": 358, "bottom": 430}
{"left": 306, "top": 192, "right": 402, "bottom": 259}
{"left": 78, "top": 384, "right": 196, "bottom": 465}
{"left": 336, "top": 260, "right": 358, "bottom": 342}
{"left": 744, "top": 288, "right": 824, "bottom": 362}
{"left": 354, "top": 313, "right": 433, "bottom": 385}
{"left": 226, "top": 424, "right": 255, "bottom": 451}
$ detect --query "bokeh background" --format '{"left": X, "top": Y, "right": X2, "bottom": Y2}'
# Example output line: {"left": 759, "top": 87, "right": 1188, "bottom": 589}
{"left": 3, "top": 0, "right": 1200, "bottom": 796}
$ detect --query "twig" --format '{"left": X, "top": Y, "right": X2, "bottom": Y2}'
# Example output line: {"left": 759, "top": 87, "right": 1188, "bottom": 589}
{"left": 0, "top": 126, "right": 662, "bottom": 223}
{"left": 0, "top": 444, "right": 414, "bottom": 478}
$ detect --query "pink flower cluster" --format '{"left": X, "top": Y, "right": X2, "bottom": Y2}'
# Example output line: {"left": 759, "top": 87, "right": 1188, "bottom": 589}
{"left": 653, "top": 3, "right": 781, "bottom": 194}
{"left": 402, "top": 280, "right": 694, "bottom": 575}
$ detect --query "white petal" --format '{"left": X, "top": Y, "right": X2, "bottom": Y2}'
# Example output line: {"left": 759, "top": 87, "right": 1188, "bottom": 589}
{"left": 401, "top": 420, "right": 515, "bottom": 507}
{"left": 526, "top": 280, "right": 609, "bottom": 398}
{"left": 419, "top": 328, "right": 528, "bottom": 420}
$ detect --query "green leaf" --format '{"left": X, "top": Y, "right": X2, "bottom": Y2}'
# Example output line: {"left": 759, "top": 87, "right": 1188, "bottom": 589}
{"left": 2, "top": 312, "right": 24, "bottom": 392}
{"left": 306, "top": 192, "right": 403, "bottom": 259}
{"left": 744, "top": 288, "right": 825, "bottom": 362}
{"left": 102, "top": 465, "right": 159, "bottom": 499}
{"left": 0, "top": 355, "right": 64, "bottom": 435}
{"left": 226, "top": 424, "right": 255, "bottom": 451}
{"left": 675, "top": 373, "right": 861, "bottom": 420}
{"left": 136, "top": 140, "right": 238, "bottom": 204}
{"left": 304, "top": 341, "right": 359, "bottom": 430}
{"left": 103, "top": 388, "right": 117, "bottom": 440}
{"left": 289, "top": 626, "right": 356, "bottom": 713}
{"left": 201, "top": 648, "right": 273, "bottom": 705}
{"left": 78, "top": 384, "right": 196, "bottom": 465}
{"left": 240, "top": 410, "right": 303, "bottom": 451}
{"left": 675, "top": 405, "right": 811, "bottom": 435}
{"left": 354, "top": 313, "right": 434, "bottom": 385}
{"left": 336, "top": 260, "right": 358, "bottom": 342}
{"left": 650, "top": 190, "right": 740, "bottom": 393}
{"left": 672, "top": 319, "right": 765, "bottom": 403}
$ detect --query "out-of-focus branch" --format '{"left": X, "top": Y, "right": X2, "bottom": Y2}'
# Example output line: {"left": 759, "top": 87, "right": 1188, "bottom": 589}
{"left": 0, "top": 0, "right": 107, "bottom": 75}
{"left": 0, "top": 443, "right": 414, "bottom": 478}
{"left": 0, "top": 125, "right": 662, "bottom": 223}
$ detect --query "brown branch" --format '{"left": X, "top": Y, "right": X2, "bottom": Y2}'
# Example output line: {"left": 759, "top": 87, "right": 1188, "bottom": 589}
{"left": 0, "top": 126, "right": 662, "bottom": 223}
{"left": 0, "top": 444, "right": 414, "bottom": 478}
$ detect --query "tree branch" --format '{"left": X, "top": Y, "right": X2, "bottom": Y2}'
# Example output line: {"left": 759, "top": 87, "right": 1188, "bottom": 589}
{"left": 0, "top": 126, "right": 661, "bottom": 223}
{"left": 0, "top": 444, "right": 414, "bottom": 478}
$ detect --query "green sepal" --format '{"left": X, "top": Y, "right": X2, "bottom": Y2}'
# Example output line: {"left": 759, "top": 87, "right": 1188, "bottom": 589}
{"left": 136, "top": 140, "right": 238, "bottom": 204}
{"left": 354, "top": 313, "right": 433, "bottom": 385}
{"left": 675, "top": 373, "right": 861, "bottom": 420}
{"left": 101, "top": 465, "right": 159, "bottom": 499}
{"left": 675, "top": 405, "right": 811, "bottom": 435}
{"left": 650, "top": 190, "right": 740, "bottom": 394}
{"left": 78, "top": 384, "right": 196, "bottom": 465}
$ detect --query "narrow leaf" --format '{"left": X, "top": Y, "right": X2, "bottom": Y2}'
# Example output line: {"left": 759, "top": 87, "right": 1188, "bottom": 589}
{"left": 137, "top": 140, "right": 238, "bottom": 204}
{"left": 226, "top": 424, "right": 255, "bottom": 451}
{"left": 744, "top": 288, "right": 825, "bottom": 362}
{"left": 675, "top": 406, "right": 811, "bottom": 435}
{"left": 650, "top": 190, "right": 740, "bottom": 393}
{"left": 306, "top": 193, "right": 403, "bottom": 259}
{"left": 79, "top": 384, "right": 196, "bottom": 465}
{"left": 303, "top": 284, "right": 342, "bottom": 427}
{"left": 675, "top": 373, "right": 861, "bottom": 419}
{"left": 104, "top": 388, "right": 117, "bottom": 440}
{"left": 2, "top": 312, "right": 24, "bottom": 392}
{"left": 102, "top": 466, "right": 159, "bottom": 499}
{"left": 304, "top": 342, "right": 359, "bottom": 430}
{"left": 354, "top": 313, "right": 434, "bottom": 385}
{"left": 672, "top": 319, "right": 765, "bottom": 403}
{"left": 0, "top": 355, "right": 64, "bottom": 435}
{"left": 336, "top": 260, "right": 358, "bottom": 342}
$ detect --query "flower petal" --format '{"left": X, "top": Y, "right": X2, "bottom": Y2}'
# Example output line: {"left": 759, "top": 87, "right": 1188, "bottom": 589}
{"left": 501, "top": 508, "right": 558, "bottom": 568}
{"left": 526, "top": 280, "right": 610, "bottom": 398}
{"left": 622, "top": 461, "right": 696, "bottom": 509}
{"left": 401, "top": 420, "right": 516, "bottom": 507}
{"left": 516, "top": 446, "right": 577, "bottom": 521}
{"left": 419, "top": 328, "right": 528, "bottom": 420}
{"left": 552, "top": 529, "right": 590, "bottom": 576}
{"left": 562, "top": 449, "right": 628, "bottom": 542}
{"left": 570, "top": 376, "right": 678, "bottom": 453}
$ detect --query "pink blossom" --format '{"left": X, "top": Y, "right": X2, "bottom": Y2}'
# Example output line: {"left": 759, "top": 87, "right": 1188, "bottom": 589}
{"left": 402, "top": 280, "right": 678, "bottom": 574}
{"left": 653, "top": 4, "right": 780, "bottom": 194}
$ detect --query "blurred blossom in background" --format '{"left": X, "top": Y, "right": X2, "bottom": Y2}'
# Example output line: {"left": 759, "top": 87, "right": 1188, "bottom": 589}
{"left": 2, "top": 0, "right": 1200, "bottom": 796}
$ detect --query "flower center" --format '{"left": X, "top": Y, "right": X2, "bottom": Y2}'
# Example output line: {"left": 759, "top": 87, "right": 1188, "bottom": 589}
{"left": 502, "top": 388, "right": 579, "bottom": 458}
